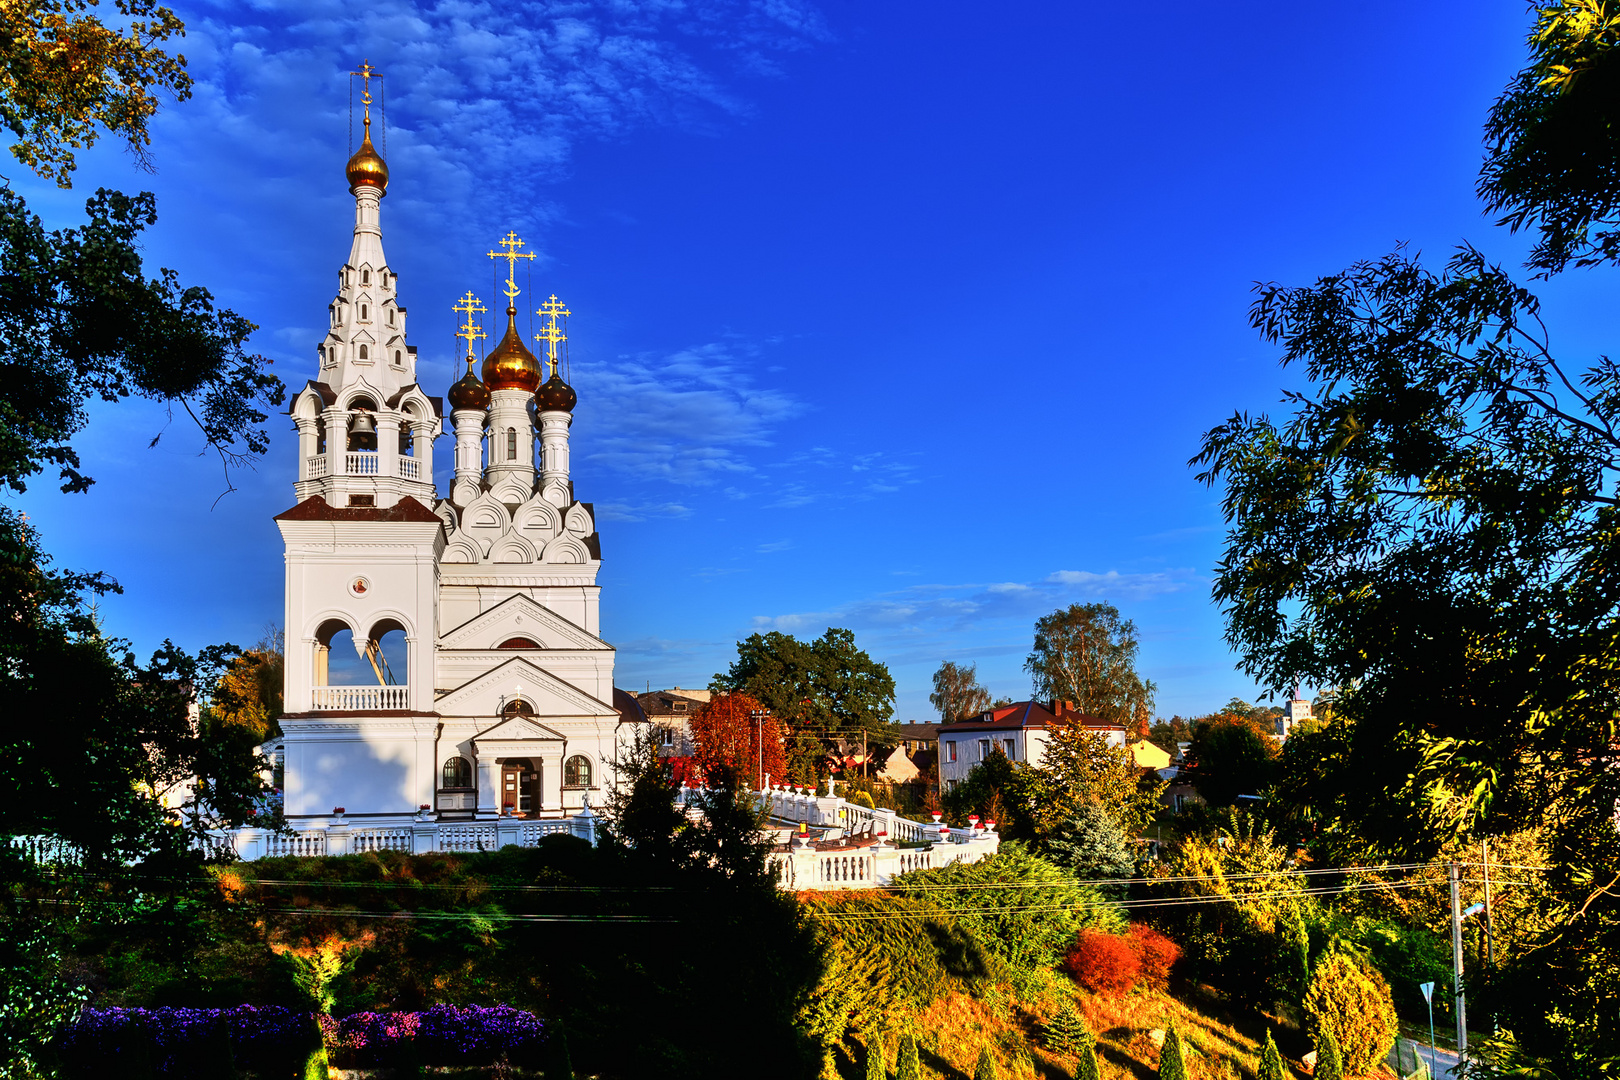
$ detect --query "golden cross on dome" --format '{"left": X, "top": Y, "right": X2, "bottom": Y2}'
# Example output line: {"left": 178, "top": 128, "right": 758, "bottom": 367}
{"left": 487, "top": 232, "right": 536, "bottom": 303}
{"left": 534, "top": 293, "right": 570, "bottom": 374}
{"left": 353, "top": 60, "right": 379, "bottom": 122}
{"left": 452, "top": 291, "right": 487, "bottom": 361}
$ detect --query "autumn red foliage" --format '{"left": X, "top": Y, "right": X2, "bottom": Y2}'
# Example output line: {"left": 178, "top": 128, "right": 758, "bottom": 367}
{"left": 689, "top": 691, "right": 787, "bottom": 788}
{"left": 1127, "top": 924, "right": 1181, "bottom": 989}
{"left": 1065, "top": 929, "right": 1141, "bottom": 995}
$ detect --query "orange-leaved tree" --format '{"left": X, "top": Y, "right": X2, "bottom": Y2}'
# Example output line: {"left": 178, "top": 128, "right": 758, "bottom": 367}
{"left": 690, "top": 691, "right": 786, "bottom": 789}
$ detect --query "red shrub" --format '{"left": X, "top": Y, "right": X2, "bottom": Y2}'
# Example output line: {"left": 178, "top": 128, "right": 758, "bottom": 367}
{"left": 1127, "top": 924, "right": 1181, "bottom": 989}
{"left": 1064, "top": 929, "right": 1141, "bottom": 995}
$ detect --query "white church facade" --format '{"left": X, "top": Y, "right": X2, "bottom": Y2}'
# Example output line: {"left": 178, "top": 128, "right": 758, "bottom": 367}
{"left": 270, "top": 93, "right": 641, "bottom": 831}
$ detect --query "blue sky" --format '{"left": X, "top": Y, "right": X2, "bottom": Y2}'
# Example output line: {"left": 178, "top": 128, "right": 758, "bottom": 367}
{"left": 12, "top": 1, "right": 1617, "bottom": 721}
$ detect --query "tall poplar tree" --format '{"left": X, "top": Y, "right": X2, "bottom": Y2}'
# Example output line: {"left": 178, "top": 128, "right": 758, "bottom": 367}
{"left": 1024, "top": 603, "right": 1155, "bottom": 724}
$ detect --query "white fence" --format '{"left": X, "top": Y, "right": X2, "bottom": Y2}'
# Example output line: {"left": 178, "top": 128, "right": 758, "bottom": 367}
{"left": 218, "top": 809, "right": 599, "bottom": 861}
{"left": 312, "top": 685, "right": 409, "bottom": 711}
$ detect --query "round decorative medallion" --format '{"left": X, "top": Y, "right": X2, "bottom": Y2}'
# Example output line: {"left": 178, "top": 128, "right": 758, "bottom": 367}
{"left": 349, "top": 576, "right": 372, "bottom": 597}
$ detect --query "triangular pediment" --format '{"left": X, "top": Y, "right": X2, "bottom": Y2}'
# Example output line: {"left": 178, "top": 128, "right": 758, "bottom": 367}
{"left": 435, "top": 656, "right": 615, "bottom": 719}
{"left": 439, "top": 592, "right": 607, "bottom": 652}
{"left": 474, "top": 715, "right": 566, "bottom": 742}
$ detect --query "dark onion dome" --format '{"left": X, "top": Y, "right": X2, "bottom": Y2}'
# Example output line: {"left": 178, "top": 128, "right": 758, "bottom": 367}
{"left": 345, "top": 117, "right": 389, "bottom": 193}
{"left": 537, "top": 371, "right": 576, "bottom": 412}
{"left": 447, "top": 362, "right": 489, "bottom": 411}
{"left": 482, "top": 306, "right": 542, "bottom": 393}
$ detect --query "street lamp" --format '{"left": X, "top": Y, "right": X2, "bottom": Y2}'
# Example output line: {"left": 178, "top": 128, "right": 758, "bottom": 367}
{"left": 1420, "top": 981, "right": 1438, "bottom": 1080}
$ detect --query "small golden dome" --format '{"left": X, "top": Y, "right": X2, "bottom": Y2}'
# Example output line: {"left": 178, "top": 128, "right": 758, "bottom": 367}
{"left": 537, "top": 371, "right": 577, "bottom": 413}
{"left": 345, "top": 118, "right": 389, "bottom": 194}
{"left": 447, "top": 362, "right": 489, "bottom": 411}
{"left": 482, "top": 306, "right": 543, "bottom": 393}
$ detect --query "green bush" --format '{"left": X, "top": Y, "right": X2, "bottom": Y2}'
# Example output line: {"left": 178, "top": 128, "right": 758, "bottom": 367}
{"left": 1259, "top": 1030, "right": 1285, "bottom": 1080}
{"left": 1159, "top": 1022, "right": 1187, "bottom": 1080}
{"left": 1315, "top": 1022, "right": 1344, "bottom": 1080}
{"left": 852, "top": 791, "right": 877, "bottom": 810}
{"left": 1040, "top": 1002, "right": 1091, "bottom": 1059}
{"left": 1303, "top": 952, "right": 1398, "bottom": 1075}
{"left": 974, "top": 1046, "right": 999, "bottom": 1080}
{"left": 865, "top": 1031, "right": 887, "bottom": 1080}
{"left": 892, "top": 842, "right": 1123, "bottom": 984}
{"left": 896, "top": 1034, "right": 921, "bottom": 1080}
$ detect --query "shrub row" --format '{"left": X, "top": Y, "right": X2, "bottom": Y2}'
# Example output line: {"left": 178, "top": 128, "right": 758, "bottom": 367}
{"left": 57, "top": 1004, "right": 547, "bottom": 1077}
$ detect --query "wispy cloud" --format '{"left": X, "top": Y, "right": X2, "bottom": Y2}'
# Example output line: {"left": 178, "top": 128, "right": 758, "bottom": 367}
{"left": 595, "top": 500, "right": 691, "bottom": 522}
{"left": 573, "top": 341, "right": 803, "bottom": 483}
{"left": 751, "top": 567, "right": 1199, "bottom": 635}
{"left": 756, "top": 539, "right": 793, "bottom": 553}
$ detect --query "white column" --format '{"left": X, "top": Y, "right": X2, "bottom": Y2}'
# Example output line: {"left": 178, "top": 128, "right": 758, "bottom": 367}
{"left": 451, "top": 408, "right": 484, "bottom": 503}
{"left": 476, "top": 755, "right": 499, "bottom": 818}
{"left": 412, "top": 419, "right": 435, "bottom": 485}
{"left": 296, "top": 417, "right": 318, "bottom": 474}
{"left": 323, "top": 405, "right": 346, "bottom": 479}
{"left": 538, "top": 410, "right": 572, "bottom": 495}
{"left": 376, "top": 413, "right": 399, "bottom": 498}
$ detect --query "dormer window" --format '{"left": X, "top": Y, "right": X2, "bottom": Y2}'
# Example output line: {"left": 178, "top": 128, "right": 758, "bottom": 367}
{"left": 393, "top": 350, "right": 402, "bottom": 365}
{"left": 360, "top": 304, "right": 369, "bottom": 322}
{"left": 362, "top": 268, "right": 370, "bottom": 284}
{"left": 387, "top": 308, "right": 395, "bottom": 326}
{"left": 358, "top": 344, "right": 369, "bottom": 360}
{"left": 673, "top": 702, "right": 687, "bottom": 712}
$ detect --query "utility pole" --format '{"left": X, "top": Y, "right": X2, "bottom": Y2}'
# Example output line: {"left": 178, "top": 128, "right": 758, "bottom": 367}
{"left": 1449, "top": 861, "right": 1467, "bottom": 1054}
{"left": 1482, "top": 838, "right": 1495, "bottom": 968}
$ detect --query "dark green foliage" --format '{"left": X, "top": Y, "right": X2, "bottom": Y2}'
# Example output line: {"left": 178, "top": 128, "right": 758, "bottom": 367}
{"left": 1314, "top": 1022, "right": 1344, "bottom": 1080}
{"left": 1480, "top": 2, "right": 1620, "bottom": 273}
{"left": 1183, "top": 714, "right": 1278, "bottom": 808}
{"left": 896, "top": 1034, "right": 921, "bottom": 1080}
{"left": 1074, "top": 1027, "right": 1100, "bottom": 1080}
{"left": 1039, "top": 1002, "right": 1090, "bottom": 1060}
{"left": 1045, "top": 803, "right": 1136, "bottom": 890}
{"left": 974, "top": 1046, "right": 999, "bottom": 1080}
{"left": 1258, "top": 1030, "right": 1286, "bottom": 1080}
{"left": 893, "top": 843, "right": 1123, "bottom": 984}
{"left": 712, "top": 627, "right": 896, "bottom": 782}
{"left": 0, "top": 187, "right": 283, "bottom": 497}
{"left": 1158, "top": 1022, "right": 1187, "bottom": 1080}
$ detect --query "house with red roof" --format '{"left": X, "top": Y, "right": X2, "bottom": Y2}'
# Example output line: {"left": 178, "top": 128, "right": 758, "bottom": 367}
{"left": 936, "top": 700, "right": 1128, "bottom": 792}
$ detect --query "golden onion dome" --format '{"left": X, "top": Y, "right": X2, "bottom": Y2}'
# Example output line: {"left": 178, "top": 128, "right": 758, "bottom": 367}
{"left": 537, "top": 371, "right": 577, "bottom": 413}
{"left": 345, "top": 118, "right": 389, "bottom": 194}
{"left": 482, "top": 306, "right": 543, "bottom": 393}
{"left": 447, "top": 361, "right": 490, "bottom": 411}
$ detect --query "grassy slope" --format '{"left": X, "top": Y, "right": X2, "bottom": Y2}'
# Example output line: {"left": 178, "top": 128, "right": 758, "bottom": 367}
{"left": 844, "top": 980, "right": 1322, "bottom": 1080}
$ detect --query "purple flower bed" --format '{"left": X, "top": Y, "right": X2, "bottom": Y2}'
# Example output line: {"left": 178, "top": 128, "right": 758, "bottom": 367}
{"left": 59, "top": 1003, "right": 547, "bottom": 1074}
{"left": 58, "top": 1005, "right": 313, "bottom": 1077}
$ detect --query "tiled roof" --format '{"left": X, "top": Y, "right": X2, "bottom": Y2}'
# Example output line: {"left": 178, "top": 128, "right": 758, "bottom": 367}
{"left": 274, "top": 495, "right": 442, "bottom": 523}
{"left": 937, "top": 699, "right": 1128, "bottom": 735}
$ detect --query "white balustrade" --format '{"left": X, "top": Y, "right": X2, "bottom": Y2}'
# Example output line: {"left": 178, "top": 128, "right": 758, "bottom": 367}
{"left": 346, "top": 451, "right": 380, "bottom": 475}
{"left": 305, "top": 455, "right": 329, "bottom": 479}
{"left": 265, "top": 831, "right": 327, "bottom": 858}
{"left": 438, "top": 825, "right": 497, "bottom": 853}
{"left": 520, "top": 821, "right": 574, "bottom": 845}
{"left": 352, "top": 828, "right": 413, "bottom": 853}
{"left": 398, "top": 457, "right": 420, "bottom": 480}
{"left": 312, "top": 685, "right": 409, "bottom": 711}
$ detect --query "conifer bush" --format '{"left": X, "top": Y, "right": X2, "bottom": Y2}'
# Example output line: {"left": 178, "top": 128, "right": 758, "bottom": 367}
{"left": 897, "top": 1034, "right": 921, "bottom": 1080}
{"left": 1159, "top": 1022, "right": 1188, "bottom": 1080}
{"left": 1075, "top": 1026, "right": 1101, "bottom": 1080}
{"left": 1066, "top": 928, "right": 1142, "bottom": 994}
{"left": 1303, "top": 952, "right": 1398, "bottom": 1075}
{"left": 1259, "top": 1030, "right": 1286, "bottom": 1080}
{"left": 1315, "top": 1022, "right": 1344, "bottom": 1080}
{"left": 865, "top": 1032, "right": 887, "bottom": 1080}
{"left": 1040, "top": 1002, "right": 1091, "bottom": 1059}
{"left": 975, "top": 1046, "right": 999, "bottom": 1080}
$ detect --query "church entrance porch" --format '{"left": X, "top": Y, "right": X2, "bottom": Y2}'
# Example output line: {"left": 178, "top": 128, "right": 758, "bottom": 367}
{"left": 499, "top": 757, "right": 544, "bottom": 817}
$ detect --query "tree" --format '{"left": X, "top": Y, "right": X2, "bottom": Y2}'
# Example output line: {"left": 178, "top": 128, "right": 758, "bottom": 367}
{"left": 1045, "top": 803, "right": 1136, "bottom": 890}
{"left": 1183, "top": 713, "right": 1279, "bottom": 808}
{"left": 1038, "top": 721, "right": 1163, "bottom": 835}
{"left": 713, "top": 627, "right": 896, "bottom": 781}
{"left": 688, "top": 691, "right": 786, "bottom": 789}
{"left": 896, "top": 1034, "right": 921, "bottom": 1080}
{"left": 864, "top": 1031, "right": 887, "bottom": 1080}
{"left": 1025, "top": 603, "right": 1155, "bottom": 725}
{"left": 940, "top": 747, "right": 1045, "bottom": 840}
{"left": 0, "top": 0, "right": 191, "bottom": 186}
{"left": 1158, "top": 1022, "right": 1187, "bottom": 1080}
{"left": 1147, "top": 716, "right": 1194, "bottom": 758}
{"left": 1302, "top": 953, "right": 1397, "bottom": 1077}
{"left": 1039, "top": 1002, "right": 1091, "bottom": 1060}
{"left": 1314, "top": 1021, "right": 1344, "bottom": 1080}
{"left": 930, "top": 660, "right": 991, "bottom": 723}
{"left": 212, "top": 627, "right": 285, "bottom": 742}
{"left": 1258, "top": 1030, "right": 1285, "bottom": 1080}
{"left": 973, "top": 1046, "right": 998, "bottom": 1080}
{"left": 1480, "top": 0, "right": 1620, "bottom": 273}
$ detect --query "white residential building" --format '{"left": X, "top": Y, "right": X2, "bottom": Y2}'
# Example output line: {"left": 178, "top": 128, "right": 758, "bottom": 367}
{"left": 937, "top": 700, "right": 1128, "bottom": 792}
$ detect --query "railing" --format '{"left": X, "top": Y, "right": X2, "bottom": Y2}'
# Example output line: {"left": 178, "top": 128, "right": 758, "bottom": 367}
{"left": 352, "top": 828, "right": 413, "bottom": 854}
{"left": 264, "top": 832, "right": 327, "bottom": 858}
{"left": 9, "top": 835, "right": 81, "bottom": 865}
{"left": 312, "top": 685, "right": 409, "bottom": 711}
{"left": 820, "top": 852, "right": 872, "bottom": 885}
{"left": 305, "top": 455, "right": 328, "bottom": 479}
{"left": 346, "top": 451, "right": 379, "bottom": 475}
{"left": 398, "top": 457, "right": 420, "bottom": 480}
{"left": 520, "top": 821, "right": 575, "bottom": 845}
{"left": 437, "top": 825, "right": 497, "bottom": 853}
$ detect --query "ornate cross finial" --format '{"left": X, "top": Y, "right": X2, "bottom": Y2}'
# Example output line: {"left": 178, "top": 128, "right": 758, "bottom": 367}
{"left": 487, "top": 231, "right": 536, "bottom": 303}
{"left": 534, "top": 293, "right": 570, "bottom": 375}
{"left": 354, "top": 60, "right": 379, "bottom": 123}
{"left": 452, "top": 291, "right": 487, "bottom": 362}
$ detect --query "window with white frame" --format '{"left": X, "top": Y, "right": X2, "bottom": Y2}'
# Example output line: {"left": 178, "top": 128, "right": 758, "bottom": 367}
{"left": 944, "top": 741, "right": 957, "bottom": 763}
{"left": 978, "top": 739, "right": 990, "bottom": 761}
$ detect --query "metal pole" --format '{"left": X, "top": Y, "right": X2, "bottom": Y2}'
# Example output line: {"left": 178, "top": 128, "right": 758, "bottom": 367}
{"left": 1426, "top": 992, "right": 1438, "bottom": 1080}
{"left": 1482, "top": 838, "right": 1495, "bottom": 969}
{"left": 1449, "top": 861, "right": 1467, "bottom": 1054}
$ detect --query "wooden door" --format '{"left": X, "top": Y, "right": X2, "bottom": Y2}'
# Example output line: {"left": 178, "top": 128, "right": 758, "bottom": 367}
{"left": 502, "top": 765, "right": 521, "bottom": 815}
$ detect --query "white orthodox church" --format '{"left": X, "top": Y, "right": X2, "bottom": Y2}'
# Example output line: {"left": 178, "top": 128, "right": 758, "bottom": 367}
{"left": 271, "top": 102, "right": 640, "bottom": 828}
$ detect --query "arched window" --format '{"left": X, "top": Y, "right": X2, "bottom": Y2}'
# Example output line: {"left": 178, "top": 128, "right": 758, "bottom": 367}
{"left": 358, "top": 344, "right": 369, "bottom": 360}
{"left": 394, "top": 350, "right": 402, "bottom": 365}
{"left": 360, "top": 304, "right": 369, "bottom": 321}
{"left": 564, "top": 755, "right": 592, "bottom": 788}
{"left": 497, "top": 637, "right": 540, "bottom": 649}
{"left": 362, "top": 268, "right": 371, "bottom": 284}
{"left": 388, "top": 308, "right": 395, "bottom": 325}
{"left": 506, "top": 428, "right": 517, "bottom": 460}
{"left": 442, "top": 757, "right": 472, "bottom": 789}
{"left": 502, "top": 698, "right": 535, "bottom": 718}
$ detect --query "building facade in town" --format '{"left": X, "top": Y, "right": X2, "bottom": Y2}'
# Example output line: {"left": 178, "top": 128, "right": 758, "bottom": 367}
{"left": 271, "top": 90, "right": 638, "bottom": 824}
{"left": 936, "top": 700, "right": 1128, "bottom": 791}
